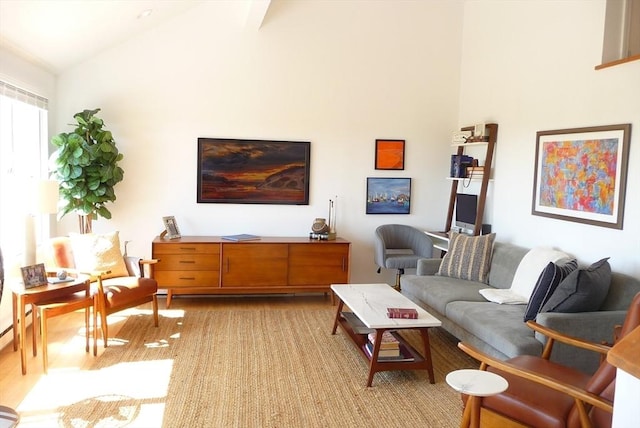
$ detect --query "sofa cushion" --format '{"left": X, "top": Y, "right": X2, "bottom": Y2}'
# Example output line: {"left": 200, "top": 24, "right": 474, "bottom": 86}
{"left": 401, "top": 274, "right": 487, "bottom": 314}
{"left": 541, "top": 258, "right": 612, "bottom": 313}
{"left": 445, "top": 301, "right": 543, "bottom": 357}
{"left": 487, "top": 242, "right": 529, "bottom": 290}
{"left": 437, "top": 232, "right": 496, "bottom": 283}
{"left": 524, "top": 258, "right": 578, "bottom": 321}
{"left": 70, "top": 231, "right": 129, "bottom": 280}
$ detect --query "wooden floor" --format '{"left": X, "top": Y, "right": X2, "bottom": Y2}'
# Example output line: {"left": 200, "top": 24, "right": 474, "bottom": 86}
{"left": 0, "top": 293, "right": 333, "bottom": 410}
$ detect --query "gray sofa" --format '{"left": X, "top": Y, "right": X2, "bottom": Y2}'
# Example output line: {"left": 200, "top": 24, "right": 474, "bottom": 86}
{"left": 400, "top": 241, "right": 640, "bottom": 374}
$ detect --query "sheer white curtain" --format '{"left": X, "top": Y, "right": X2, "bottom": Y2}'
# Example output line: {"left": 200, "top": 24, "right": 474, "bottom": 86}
{"left": 0, "top": 80, "right": 49, "bottom": 342}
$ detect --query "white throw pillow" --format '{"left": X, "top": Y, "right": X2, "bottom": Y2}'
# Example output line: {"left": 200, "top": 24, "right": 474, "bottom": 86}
{"left": 480, "top": 247, "right": 569, "bottom": 305}
{"left": 69, "top": 231, "right": 129, "bottom": 279}
{"left": 479, "top": 289, "right": 529, "bottom": 305}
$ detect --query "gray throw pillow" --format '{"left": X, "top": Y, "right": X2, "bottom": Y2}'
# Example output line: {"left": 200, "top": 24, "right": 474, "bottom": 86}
{"left": 540, "top": 258, "right": 611, "bottom": 313}
{"left": 437, "top": 232, "right": 496, "bottom": 283}
{"left": 523, "top": 258, "right": 578, "bottom": 321}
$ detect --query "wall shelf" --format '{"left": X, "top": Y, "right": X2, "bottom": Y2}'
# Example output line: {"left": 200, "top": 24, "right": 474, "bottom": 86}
{"left": 444, "top": 123, "right": 498, "bottom": 236}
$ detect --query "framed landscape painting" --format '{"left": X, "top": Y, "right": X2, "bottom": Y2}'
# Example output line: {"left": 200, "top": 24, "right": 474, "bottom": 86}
{"left": 366, "top": 177, "right": 411, "bottom": 214}
{"left": 197, "top": 138, "right": 311, "bottom": 205}
{"left": 532, "top": 124, "right": 630, "bottom": 229}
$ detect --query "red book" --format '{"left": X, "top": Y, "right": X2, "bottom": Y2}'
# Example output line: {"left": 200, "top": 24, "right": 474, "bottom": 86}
{"left": 387, "top": 307, "right": 418, "bottom": 319}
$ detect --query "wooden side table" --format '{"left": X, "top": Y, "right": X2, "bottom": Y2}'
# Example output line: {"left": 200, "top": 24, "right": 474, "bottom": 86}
{"left": 446, "top": 369, "right": 509, "bottom": 428}
{"left": 11, "top": 275, "right": 91, "bottom": 375}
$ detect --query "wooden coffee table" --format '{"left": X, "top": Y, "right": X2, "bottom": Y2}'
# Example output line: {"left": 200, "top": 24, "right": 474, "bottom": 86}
{"left": 331, "top": 283, "right": 442, "bottom": 387}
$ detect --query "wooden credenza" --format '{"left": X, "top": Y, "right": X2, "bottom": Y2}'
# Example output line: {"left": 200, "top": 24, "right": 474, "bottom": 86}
{"left": 152, "top": 236, "right": 351, "bottom": 307}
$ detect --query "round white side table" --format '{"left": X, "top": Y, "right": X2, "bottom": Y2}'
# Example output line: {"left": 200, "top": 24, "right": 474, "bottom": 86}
{"left": 446, "top": 369, "right": 509, "bottom": 428}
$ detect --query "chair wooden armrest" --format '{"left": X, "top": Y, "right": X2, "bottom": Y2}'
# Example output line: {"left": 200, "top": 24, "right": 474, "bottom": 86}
{"left": 458, "top": 342, "right": 614, "bottom": 416}
{"left": 140, "top": 259, "right": 158, "bottom": 265}
{"left": 525, "top": 320, "right": 612, "bottom": 360}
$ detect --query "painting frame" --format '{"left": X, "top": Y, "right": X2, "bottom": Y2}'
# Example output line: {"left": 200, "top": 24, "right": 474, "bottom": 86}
{"left": 366, "top": 177, "right": 411, "bottom": 215}
{"left": 21, "top": 263, "right": 47, "bottom": 289}
{"left": 375, "top": 139, "right": 405, "bottom": 170}
{"left": 197, "top": 138, "right": 311, "bottom": 205}
{"left": 531, "top": 124, "right": 631, "bottom": 229}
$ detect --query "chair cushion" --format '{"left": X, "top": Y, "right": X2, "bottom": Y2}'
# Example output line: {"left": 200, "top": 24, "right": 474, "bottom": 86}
{"left": 485, "top": 355, "right": 591, "bottom": 428}
{"left": 70, "top": 231, "right": 129, "bottom": 279}
{"left": 541, "top": 258, "right": 611, "bottom": 313}
{"left": 437, "top": 232, "right": 495, "bottom": 283}
{"left": 99, "top": 276, "right": 157, "bottom": 310}
{"left": 523, "top": 258, "right": 578, "bottom": 321}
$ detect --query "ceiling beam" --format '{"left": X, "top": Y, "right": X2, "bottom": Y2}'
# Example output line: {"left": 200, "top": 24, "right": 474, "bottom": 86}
{"left": 245, "top": 0, "right": 272, "bottom": 30}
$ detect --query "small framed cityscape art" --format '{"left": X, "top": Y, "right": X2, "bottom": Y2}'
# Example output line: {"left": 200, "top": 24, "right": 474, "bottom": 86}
{"left": 366, "top": 177, "right": 411, "bottom": 214}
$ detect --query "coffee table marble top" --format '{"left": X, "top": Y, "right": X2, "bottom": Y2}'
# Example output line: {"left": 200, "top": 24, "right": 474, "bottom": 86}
{"left": 331, "top": 283, "right": 441, "bottom": 329}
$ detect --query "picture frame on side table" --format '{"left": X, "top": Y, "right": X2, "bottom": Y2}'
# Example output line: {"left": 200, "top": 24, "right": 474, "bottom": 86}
{"left": 366, "top": 177, "right": 411, "bottom": 214}
{"left": 532, "top": 124, "right": 631, "bottom": 229}
{"left": 375, "top": 139, "right": 405, "bottom": 170}
{"left": 21, "top": 263, "right": 47, "bottom": 289}
{"left": 162, "top": 216, "right": 181, "bottom": 239}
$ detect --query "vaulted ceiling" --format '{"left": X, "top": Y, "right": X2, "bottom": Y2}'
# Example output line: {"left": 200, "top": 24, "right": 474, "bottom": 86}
{"left": 0, "top": 0, "right": 272, "bottom": 75}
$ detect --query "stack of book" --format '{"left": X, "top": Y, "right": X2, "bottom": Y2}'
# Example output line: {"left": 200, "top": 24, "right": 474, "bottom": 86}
{"left": 366, "top": 331, "right": 400, "bottom": 358}
{"left": 387, "top": 307, "right": 418, "bottom": 319}
{"left": 363, "top": 331, "right": 415, "bottom": 362}
{"left": 465, "top": 166, "right": 485, "bottom": 179}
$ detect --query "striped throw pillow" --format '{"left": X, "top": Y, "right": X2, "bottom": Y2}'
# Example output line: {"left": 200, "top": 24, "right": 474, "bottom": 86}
{"left": 437, "top": 232, "right": 496, "bottom": 283}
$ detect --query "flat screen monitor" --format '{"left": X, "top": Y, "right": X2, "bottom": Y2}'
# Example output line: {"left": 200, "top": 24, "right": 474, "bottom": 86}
{"left": 455, "top": 193, "right": 478, "bottom": 233}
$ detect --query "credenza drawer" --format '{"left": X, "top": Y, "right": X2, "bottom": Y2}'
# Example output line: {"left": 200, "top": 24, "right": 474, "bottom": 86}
{"left": 154, "top": 254, "right": 219, "bottom": 271}
{"left": 153, "top": 243, "right": 219, "bottom": 255}
{"left": 154, "top": 270, "right": 219, "bottom": 287}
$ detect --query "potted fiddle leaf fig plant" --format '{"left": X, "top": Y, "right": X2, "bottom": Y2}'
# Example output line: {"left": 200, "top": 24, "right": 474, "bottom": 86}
{"left": 49, "top": 108, "right": 124, "bottom": 233}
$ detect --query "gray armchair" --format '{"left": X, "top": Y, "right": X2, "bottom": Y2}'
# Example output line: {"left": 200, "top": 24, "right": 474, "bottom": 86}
{"left": 374, "top": 224, "right": 433, "bottom": 290}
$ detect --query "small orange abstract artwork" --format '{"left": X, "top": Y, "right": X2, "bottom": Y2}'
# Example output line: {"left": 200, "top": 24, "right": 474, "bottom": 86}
{"left": 375, "top": 139, "right": 405, "bottom": 170}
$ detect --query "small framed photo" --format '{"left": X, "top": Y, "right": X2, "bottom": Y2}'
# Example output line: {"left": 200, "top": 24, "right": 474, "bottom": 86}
{"left": 21, "top": 263, "right": 47, "bottom": 289}
{"left": 375, "top": 139, "right": 405, "bottom": 170}
{"left": 162, "top": 216, "right": 181, "bottom": 239}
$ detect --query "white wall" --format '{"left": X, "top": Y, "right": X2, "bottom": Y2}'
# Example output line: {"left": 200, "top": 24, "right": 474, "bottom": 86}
{"left": 459, "top": 0, "right": 640, "bottom": 276}
{"left": 53, "top": 0, "right": 465, "bottom": 284}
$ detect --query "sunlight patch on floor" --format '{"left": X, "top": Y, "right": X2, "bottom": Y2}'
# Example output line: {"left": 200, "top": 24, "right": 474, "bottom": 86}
{"left": 17, "top": 358, "right": 174, "bottom": 427}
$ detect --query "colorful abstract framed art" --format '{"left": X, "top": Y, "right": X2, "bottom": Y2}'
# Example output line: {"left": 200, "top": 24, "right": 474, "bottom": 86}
{"left": 532, "top": 124, "right": 631, "bottom": 229}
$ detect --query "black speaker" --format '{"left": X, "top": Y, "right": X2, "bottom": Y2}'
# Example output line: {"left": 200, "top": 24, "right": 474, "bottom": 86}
{"left": 481, "top": 224, "right": 492, "bottom": 235}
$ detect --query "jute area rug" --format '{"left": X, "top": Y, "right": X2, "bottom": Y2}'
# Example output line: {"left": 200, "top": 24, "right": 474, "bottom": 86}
{"left": 25, "top": 298, "right": 478, "bottom": 427}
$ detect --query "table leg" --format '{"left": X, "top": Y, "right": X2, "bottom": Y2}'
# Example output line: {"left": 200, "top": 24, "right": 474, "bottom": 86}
{"left": 331, "top": 300, "right": 344, "bottom": 335}
{"left": 31, "top": 303, "right": 38, "bottom": 357}
{"left": 12, "top": 293, "right": 18, "bottom": 351}
{"left": 366, "top": 329, "right": 384, "bottom": 387}
{"left": 19, "top": 296, "right": 27, "bottom": 375}
{"left": 420, "top": 328, "right": 436, "bottom": 384}
{"left": 469, "top": 396, "right": 481, "bottom": 428}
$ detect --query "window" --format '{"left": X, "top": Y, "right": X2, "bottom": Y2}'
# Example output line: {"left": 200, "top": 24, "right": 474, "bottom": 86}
{"left": 599, "top": 0, "right": 640, "bottom": 68}
{"left": 0, "top": 81, "right": 49, "bottom": 265}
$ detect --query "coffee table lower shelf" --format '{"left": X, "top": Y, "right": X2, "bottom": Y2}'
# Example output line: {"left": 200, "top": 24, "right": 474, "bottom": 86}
{"left": 332, "top": 309, "right": 436, "bottom": 387}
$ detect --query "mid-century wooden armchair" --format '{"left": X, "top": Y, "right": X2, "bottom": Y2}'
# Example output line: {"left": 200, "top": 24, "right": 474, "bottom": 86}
{"left": 456, "top": 292, "right": 640, "bottom": 428}
{"left": 43, "top": 232, "right": 158, "bottom": 352}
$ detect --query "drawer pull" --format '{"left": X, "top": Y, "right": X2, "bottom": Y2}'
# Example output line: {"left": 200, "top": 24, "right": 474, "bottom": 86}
{"left": 179, "top": 277, "right": 196, "bottom": 280}
{"left": 179, "top": 260, "right": 196, "bottom": 264}
{"left": 179, "top": 247, "right": 197, "bottom": 251}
